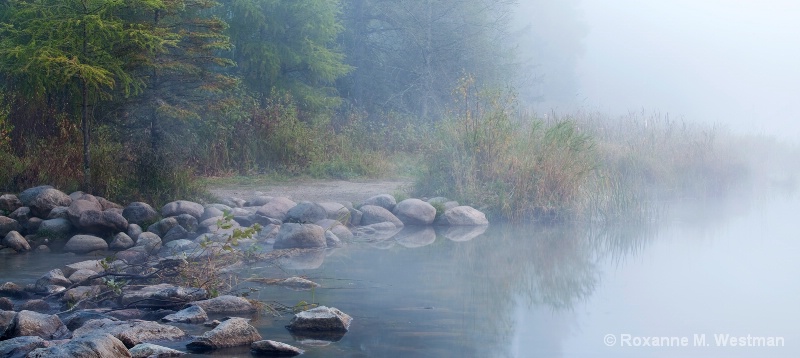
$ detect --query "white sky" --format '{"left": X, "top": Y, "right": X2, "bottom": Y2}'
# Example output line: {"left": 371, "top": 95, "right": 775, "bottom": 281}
{"left": 575, "top": 0, "right": 800, "bottom": 139}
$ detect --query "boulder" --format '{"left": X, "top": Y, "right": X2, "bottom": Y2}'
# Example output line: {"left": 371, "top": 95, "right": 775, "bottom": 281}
{"left": 161, "top": 305, "right": 207, "bottom": 324}
{"left": 0, "top": 194, "right": 22, "bottom": 214}
{"left": 361, "top": 194, "right": 396, "bottom": 211}
{"left": 147, "top": 217, "right": 179, "bottom": 237}
{"left": 122, "top": 202, "right": 159, "bottom": 226}
{"left": 134, "top": 232, "right": 162, "bottom": 254}
{"left": 186, "top": 317, "right": 261, "bottom": 352}
{"left": 73, "top": 318, "right": 185, "bottom": 348}
{"left": 129, "top": 343, "right": 185, "bottom": 358}
{"left": 0, "top": 335, "right": 48, "bottom": 358}
{"left": 18, "top": 186, "right": 52, "bottom": 205}
{"left": 318, "top": 202, "right": 351, "bottom": 224}
{"left": 392, "top": 198, "right": 436, "bottom": 226}
{"left": 46, "top": 206, "right": 69, "bottom": 219}
{"left": 286, "top": 306, "right": 352, "bottom": 334}
{"left": 245, "top": 195, "right": 272, "bottom": 207}
{"left": 273, "top": 223, "right": 326, "bottom": 249}
{"left": 61, "top": 286, "right": 105, "bottom": 303}
{"left": 8, "top": 207, "right": 31, "bottom": 227}
{"left": 67, "top": 198, "right": 128, "bottom": 235}
{"left": 0, "top": 216, "right": 21, "bottom": 237}
{"left": 63, "top": 234, "right": 108, "bottom": 254}
{"left": 251, "top": 340, "right": 304, "bottom": 357}
{"left": 190, "top": 295, "right": 256, "bottom": 314}
{"left": 437, "top": 206, "right": 489, "bottom": 226}
{"left": 35, "top": 269, "right": 72, "bottom": 290}
{"left": 121, "top": 284, "right": 207, "bottom": 309}
{"left": 19, "top": 299, "right": 50, "bottom": 313}
{"left": 97, "top": 196, "right": 122, "bottom": 211}
{"left": 68, "top": 269, "right": 102, "bottom": 285}
{"left": 325, "top": 231, "right": 342, "bottom": 247}
{"left": 285, "top": 201, "right": 327, "bottom": 223}
{"left": 0, "top": 310, "right": 16, "bottom": 336}
{"left": 126, "top": 224, "right": 143, "bottom": 242}
{"left": 2, "top": 231, "right": 30, "bottom": 252}
{"left": 10, "top": 310, "right": 70, "bottom": 339}
{"left": 348, "top": 207, "right": 362, "bottom": 226}
{"left": 25, "top": 217, "right": 42, "bottom": 233}
{"left": 62, "top": 260, "right": 104, "bottom": 276}
{"left": 174, "top": 214, "right": 198, "bottom": 233}
{"left": 59, "top": 310, "right": 119, "bottom": 331}
{"left": 255, "top": 197, "right": 296, "bottom": 222}
{"left": 200, "top": 206, "right": 224, "bottom": 222}
{"left": 25, "top": 188, "right": 71, "bottom": 218}
{"left": 359, "top": 205, "right": 404, "bottom": 228}
{"left": 109, "top": 232, "right": 135, "bottom": 250}
{"left": 161, "top": 200, "right": 204, "bottom": 219}
{"left": 26, "top": 333, "right": 131, "bottom": 358}
{"left": 0, "top": 297, "right": 11, "bottom": 310}
{"left": 37, "top": 218, "right": 73, "bottom": 239}
{"left": 162, "top": 225, "right": 188, "bottom": 243}
{"left": 314, "top": 219, "right": 353, "bottom": 241}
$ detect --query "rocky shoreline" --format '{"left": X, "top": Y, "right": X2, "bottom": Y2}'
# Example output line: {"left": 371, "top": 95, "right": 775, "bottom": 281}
{"left": 0, "top": 185, "right": 488, "bottom": 357}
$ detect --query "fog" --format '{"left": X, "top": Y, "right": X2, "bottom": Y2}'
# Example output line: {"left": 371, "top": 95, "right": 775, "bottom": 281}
{"left": 524, "top": 0, "right": 800, "bottom": 140}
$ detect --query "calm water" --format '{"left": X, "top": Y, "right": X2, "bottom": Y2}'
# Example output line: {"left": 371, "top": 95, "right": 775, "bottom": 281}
{"left": 3, "top": 188, "right": 798, "bottom": 357}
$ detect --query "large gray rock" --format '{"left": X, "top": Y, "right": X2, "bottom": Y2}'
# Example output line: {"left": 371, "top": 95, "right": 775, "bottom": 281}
{"left": 190, "top": 295, "right": 256, "bottom": 314}
{"left": 255, "top": 197, "right": 296, "bottom": 221}
{"left": 109, "top": 232, "right": 135, "bottom": 250}
{"left": 59, "top": 310, "right": 119, "bottom": 331}
{"left": 73, "top": 318, "right": 185, "bottom": 348}
{"left": 348, "top": 207, "right": 362, "bottom": 226}
{"left": 121, "top": 284, "right": 207, "bottom": 308}
{"left": 200, "top": 206, "right": 224, "bottom": 222}
{"left": 19, "top": 299, "right": 50, "bottom": 313}
{"left": 0, "top": 194, "right": 22, "bottom": 214}
{"left": 161, "top": 305, "right": 207, "bottom": 324}
{"left": 285, "top": 201, "right": 326, "bottom": 223}
{"left": 318, "top": 202, "right": 350, "bottom": 224}
{"left": 35, "top": 269, "right": 72, "bottom": 290}
{"left": 393, "top": 198, "right": 436, "bottom": 226}
{"left": 251, "top": 340, "right": 304, "bottom": 356}
{"left": 162, "top": 225, "right": 188, "bottom": 243}
{"left": 126, "top": 224, "right": 143, "bottom": 242}
{"left": 315, "top": 219, "right": 353, "bottom": 241}
{"left": 0, "top": 216, "right": 21, "bottom": 237}
{"left": 25, "top": 217, "right": 42, "bottom": 234}
{"left": 162, "top": 200, "right": 204, "bottom": 219}
{"left": 64, "top": 234, "right": 108, "bottom": 254}
{"left": 46, "top": 206, "right": 69, "bottom": 219}
{"left": 2, "top": 231, "right": 30, "bottom": 252}
{"left": 10, "top": 310, "right": 70, "bottom": 339}
{"left": 122, "top": 202, "right": 159, "bottom": 226}
{"left": 174, "top": 214, "right": 198, "bottom": 233}
{"left": 186, "top": 317, "right": 261, "bottom": 352}
{"left": 286, "top": 306, "right": 352, "bottom": 333}
{"left": 26, "top": 333, "right": 131, "bottom": 358}
{"left": 37, "top": 218, "right": 73, "bottom": 239}
{"left": 245, "top": 195, "right": 272, "bottom": 207}
{"left": 359, "top": 205, "right": 404, "bottom": 228}
{"left": 361, "top": 194, "right": 396, "bottom": 211}
{"left": 68, "top": 198, "right": 128, "bottom": 235}
{"left": 0, "top": 335, "right": 48, "bottom": 358}
{"left": 135, "top": 232, "right": 162, "bottom": 254}
{"left": 68, "top": 269, "right": 102, "bottom": 285}
{"left": 24, "top": 188, "right": 71, "bottom": 218}
{"left": 0, "top": 310, "right": 16, "bottom": 336}
{"left": 18, "top": 186, "right": 52, "bottom": 205}
{"left": 61, "top": 285, "right": 105, "bottom": 303}
{"left": 437, "top": 206, "right": 489, "bottom": 226}
{"left": 273, "top": 223, "right": 326, "bottom": 249}
{"left": 129, "top": 343, "right": 185, "bottom": 358}
{"left": 62, "top": 259, "right": 104, "bottom": 276}
{"left": 147, "top": 217, "right": 179, "bottom": 237}
{"left": 8, "top": 207, "right": 31, "bottom": 227}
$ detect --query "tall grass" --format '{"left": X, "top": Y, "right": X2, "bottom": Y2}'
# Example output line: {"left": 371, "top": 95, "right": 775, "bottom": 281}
{"left": 414, "top": 80, "right": 757, "bottom": 223}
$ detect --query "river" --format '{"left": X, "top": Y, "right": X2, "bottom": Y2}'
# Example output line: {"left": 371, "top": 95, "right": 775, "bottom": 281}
{"left": 2, "top": 187, "right": 797, "bottom": 357}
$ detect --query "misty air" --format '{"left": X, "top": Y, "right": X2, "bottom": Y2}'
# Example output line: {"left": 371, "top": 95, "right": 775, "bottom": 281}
{"left": 0, "top": 0, "right": 797, "bottom": 357}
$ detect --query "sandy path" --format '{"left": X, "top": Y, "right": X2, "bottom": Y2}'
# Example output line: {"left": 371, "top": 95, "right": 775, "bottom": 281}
{"left": 207, "top": 179, "right": 411, "bottom": 204}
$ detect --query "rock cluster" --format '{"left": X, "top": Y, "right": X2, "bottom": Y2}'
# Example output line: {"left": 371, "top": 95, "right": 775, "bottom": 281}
{"left": 0, "top": 185, "right": 490, "bottom": 356}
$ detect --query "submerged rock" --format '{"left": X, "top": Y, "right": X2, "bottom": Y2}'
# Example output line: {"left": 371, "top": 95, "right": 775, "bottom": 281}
{"left": 190, "top": 295, "right": 255, "bottom": 314}
{"left": 161, "top": 305, "right": 207, "bottom": 324}
{"left": 186, "top": 317, "right": 262, "bottom": 352}
{"left": 251, "top": 340, "right": 304, "bottom": 357}
{"left": 73, "top": 318, "right": 185, "bottom": 348}
{"left": 286, "top": 306, "right": 352, "bottom": 334}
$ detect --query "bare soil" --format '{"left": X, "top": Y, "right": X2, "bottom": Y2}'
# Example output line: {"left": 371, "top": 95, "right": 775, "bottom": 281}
{"left": 207, "top": 179, "right": 411, "bottom": 204}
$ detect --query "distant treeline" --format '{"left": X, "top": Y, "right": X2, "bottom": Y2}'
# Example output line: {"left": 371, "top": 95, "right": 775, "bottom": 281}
{"left": 0, "top": 0, "right": 523, "bottom": 202}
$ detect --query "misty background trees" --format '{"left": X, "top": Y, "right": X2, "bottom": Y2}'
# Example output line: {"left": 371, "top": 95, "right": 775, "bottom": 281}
{"left": 0, "top": 0, "right": 584, "bottom": 202}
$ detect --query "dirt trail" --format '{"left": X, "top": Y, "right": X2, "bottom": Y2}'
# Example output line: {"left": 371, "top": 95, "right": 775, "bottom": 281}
{"left": 207, "top": 179, "right": 411, "bottom": 204}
